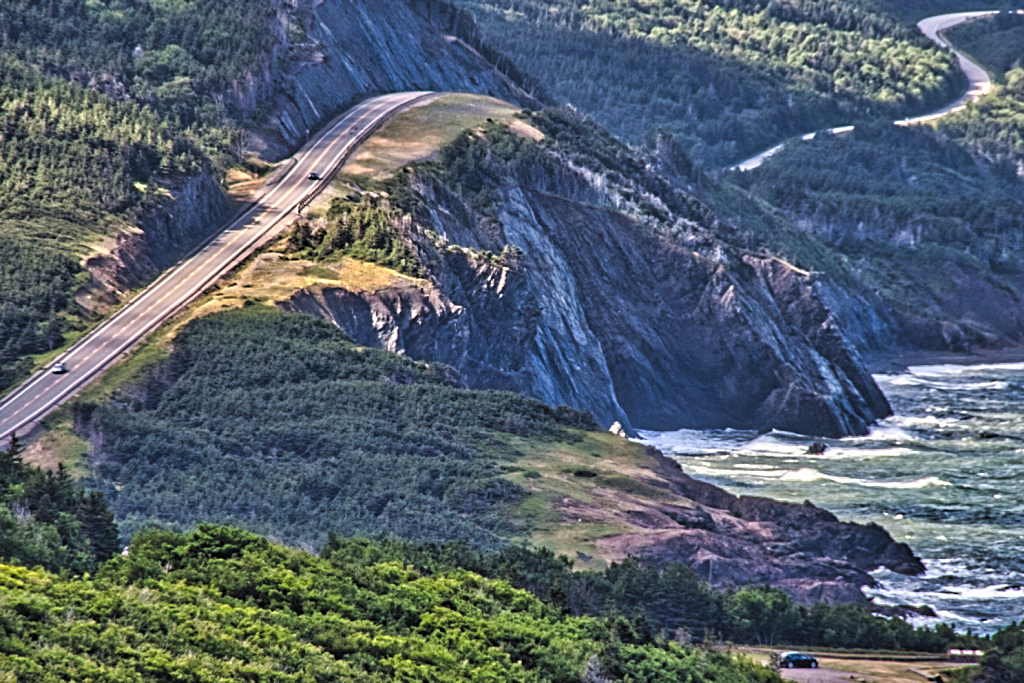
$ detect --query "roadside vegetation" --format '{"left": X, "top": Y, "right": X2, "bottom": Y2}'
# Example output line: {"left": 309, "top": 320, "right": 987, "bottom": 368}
{"left": 945, "top": 12, "right": 1024, "bottom": 80}
{"left": 0, "top": 434, "right": 119, "bottom": 574}
{"left": 938, "top": 13, "right": 1024, "bottom": 172}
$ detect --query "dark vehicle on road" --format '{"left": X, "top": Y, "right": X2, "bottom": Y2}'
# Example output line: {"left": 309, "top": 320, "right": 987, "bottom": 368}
{"left": 780, "top": 652, "right": 818, "bottom": 669}
{"left": 307, "top": 172, "right": 320, "bottom": 181}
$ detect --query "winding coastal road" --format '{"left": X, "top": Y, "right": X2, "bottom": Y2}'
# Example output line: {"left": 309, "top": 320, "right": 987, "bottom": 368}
{"left": 731, "top": 11, "right": 1004, "bottom": 171}
{"left": 0, "top": 91, "right": 436, "bottom": 445}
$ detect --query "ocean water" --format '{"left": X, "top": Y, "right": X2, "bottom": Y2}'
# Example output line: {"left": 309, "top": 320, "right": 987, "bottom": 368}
{"left": 640, "top": 362, "right": 1024, "bottom": 633}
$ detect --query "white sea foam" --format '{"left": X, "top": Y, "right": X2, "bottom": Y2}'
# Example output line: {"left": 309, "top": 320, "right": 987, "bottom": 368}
{"left": 908, "top": 362, "right": 1024, "bottom": 375}
{"left": 861, "top": 422, "right": 922, "bottom": 442}
{"left": 777, "top": 468, "right": 951, "bottom": 489}
{"left": 879, "top": 374, "right": 1009, "bottom": 391}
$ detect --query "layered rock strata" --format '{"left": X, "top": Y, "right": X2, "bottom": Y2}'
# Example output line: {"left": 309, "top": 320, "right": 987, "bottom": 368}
{"left": 283, "top": 165, "right": 893, "bottom": 436}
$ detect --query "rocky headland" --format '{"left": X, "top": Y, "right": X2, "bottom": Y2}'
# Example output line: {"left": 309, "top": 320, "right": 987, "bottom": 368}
{"left": 502, "top": 429, "right": 924, "bottom": 606}
{"left": 280, "top": 110, "right": 894, "bottom": 437}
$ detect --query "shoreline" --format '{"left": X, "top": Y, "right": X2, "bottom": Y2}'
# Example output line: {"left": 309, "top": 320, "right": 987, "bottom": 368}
{"left": 867, "top": 346, "right": 1024, "bottom": 375}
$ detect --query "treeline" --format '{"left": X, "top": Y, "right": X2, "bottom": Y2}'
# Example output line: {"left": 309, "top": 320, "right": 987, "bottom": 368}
{"left": 74, "top": 307, "right": 596, "bottom": 548}
{"left": 0, "top": 524, "right": 787, "bottom": 682}
{"left": 285, "top": 194, "right": 426, "bottom": 277}
{"left": 460, "top": 0, "right": 962, "bottom": 165}
{"left": 0, "top": 434, "right": 119, "bottom": 574}
{"left": 323, "top": 535, "right": 987, "bottom": 652}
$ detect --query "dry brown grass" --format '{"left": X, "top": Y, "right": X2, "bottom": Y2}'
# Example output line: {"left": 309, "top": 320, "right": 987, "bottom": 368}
{"left": 339, "top": 93, "right": 537, "bottom": 183}
{"left": 503, "top": 431, "right": 703, "bottom": 570}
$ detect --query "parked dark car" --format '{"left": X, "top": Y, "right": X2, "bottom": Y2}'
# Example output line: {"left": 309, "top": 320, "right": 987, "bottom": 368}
{"left": 780, "top": 652, "right": 818, "bottom": 669}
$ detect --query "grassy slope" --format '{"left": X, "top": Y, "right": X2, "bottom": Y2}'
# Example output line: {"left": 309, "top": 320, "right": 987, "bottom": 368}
{"left": 339, "top": 93, "right": 529, "bottom": 184}
{"left": 505, "top": 431, "right": 687, "bottom": 571}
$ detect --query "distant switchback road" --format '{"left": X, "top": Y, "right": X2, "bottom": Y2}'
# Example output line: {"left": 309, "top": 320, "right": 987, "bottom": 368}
{"left": 731, "top": 11, "right": 1003, "bottom": 171}
{"left": 0, "top": 91, "right": 437, "bottom": 444}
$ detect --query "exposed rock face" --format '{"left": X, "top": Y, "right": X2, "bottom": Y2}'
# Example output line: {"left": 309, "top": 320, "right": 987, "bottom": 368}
{"left": 284, "top": 171, "right": 893, "bottom": 436}
{"left": 81, "top": 0, "right": 525, "bottom": 295}
{"left": 252, "top": 0, "right": 538, "bottom": 159}
{"left": 590, "top": 448, "right": 924, "bottom": 605}
{"left": 85, "top": 174, "right": 231, "bottom": 295}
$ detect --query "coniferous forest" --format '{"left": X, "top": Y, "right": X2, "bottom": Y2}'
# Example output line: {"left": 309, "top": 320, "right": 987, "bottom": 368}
{"left": 0, "top": 0, "right": 276, "bottom": 391}
{"left": 456, "top": 0, "right": 965, "bottom": 164}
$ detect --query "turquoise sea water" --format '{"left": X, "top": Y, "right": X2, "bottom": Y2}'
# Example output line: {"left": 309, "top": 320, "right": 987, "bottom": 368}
{"left": 641, "top": 362, "right": 1024, "bottom": 633}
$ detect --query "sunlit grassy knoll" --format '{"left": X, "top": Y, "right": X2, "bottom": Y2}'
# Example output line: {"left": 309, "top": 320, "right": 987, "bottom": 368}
{"left": 338, "top": 93, "right": 537, "bottom": 184}
{"left": 504, "top": 430, "right": 697, "bottom": 570}
{"left": 22, "top": 426, "right": 91, "bottom": 478}
{"left": 186, "top": 253, "right": 424, "bottom": 319}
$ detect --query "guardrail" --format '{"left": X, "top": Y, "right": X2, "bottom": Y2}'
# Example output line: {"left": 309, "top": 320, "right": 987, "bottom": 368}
{"left": 295, "top": 92, "right": 440, "bottom": 213}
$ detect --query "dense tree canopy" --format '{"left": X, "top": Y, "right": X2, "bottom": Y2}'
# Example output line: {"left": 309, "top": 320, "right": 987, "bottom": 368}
{"left": 0, "top": 524, "right": 792, "bottom": 682}
{"left": 459, "top": 0, "right": 962, "bottom": 164}
{"left": 76, "top": 307, "right": 596, "bottom": 549}
{"left": 0, "top": 434, "right": 119, "bottom": 574}
{"left": 0, "top": 0, "right": 280, "bottom": 389}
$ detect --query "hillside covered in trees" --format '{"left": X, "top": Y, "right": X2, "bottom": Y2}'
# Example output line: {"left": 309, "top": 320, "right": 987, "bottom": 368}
{"left": 457, "top": 0, "right": 963, "bottom": 164}
{"left": 0, "top": 0, "right": 282, "bottom": 392}
{"left": 728, "top": 122, "right": 1024, "bottom": 341}
{"left": 938, "top": 13, "right": 1024, "bottom": 173}
{"left": 0, "top": 524, "right": 1003, "bottom": 680}
{"left": 73, "top": 306, "right": 597, "bottom": 548}
{"left": 0, "top": 524, "right": 781, "bottom": 682}
{"left": 0, "top": 434, "right": 118, "bottom": 574}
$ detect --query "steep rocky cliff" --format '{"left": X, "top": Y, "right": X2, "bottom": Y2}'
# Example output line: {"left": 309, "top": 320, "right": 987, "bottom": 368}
{"left": 280, "top": 112, "right": 894, "bottom": 436}
{"left": 84, "top": 174, "right": 232, "bottom": 301}
{"left": 251, "top": 0, "right": 538, "bottom": 159}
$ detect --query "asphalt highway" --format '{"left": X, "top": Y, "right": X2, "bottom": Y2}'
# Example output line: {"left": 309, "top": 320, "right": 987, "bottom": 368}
{"left": 0, "top": 91, "right": 436, "bottom": 444}
{"left": 731, "top": 11, "right": 1005, "bottom": 171}
{"left": 895, "top": 11, "right": 1000, "bottom": 126}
